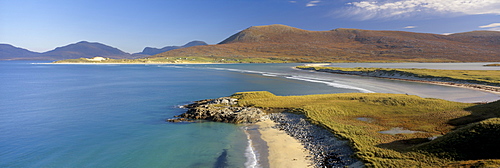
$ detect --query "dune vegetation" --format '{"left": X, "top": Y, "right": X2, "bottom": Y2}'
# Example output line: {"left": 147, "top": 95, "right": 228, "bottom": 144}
{"left": 230, "top": 91, "right": 500, "bottom": 167}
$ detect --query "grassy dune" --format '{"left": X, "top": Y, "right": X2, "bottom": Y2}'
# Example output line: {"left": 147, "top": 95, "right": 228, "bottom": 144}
{"left": 231, "top": 91, "right": 500, "bottom": 167}
{"left": 297, "top": 66, "right": 500, "bottom": 86}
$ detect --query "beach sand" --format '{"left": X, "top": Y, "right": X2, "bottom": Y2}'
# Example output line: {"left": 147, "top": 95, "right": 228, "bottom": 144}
{"left": 255, "top": 119, "right": 312, "bottom": 168}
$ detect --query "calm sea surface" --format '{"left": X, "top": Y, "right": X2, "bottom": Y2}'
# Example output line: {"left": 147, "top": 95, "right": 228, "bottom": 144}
{"left": 1, "top": 61, "right": 499, "bottom": 167}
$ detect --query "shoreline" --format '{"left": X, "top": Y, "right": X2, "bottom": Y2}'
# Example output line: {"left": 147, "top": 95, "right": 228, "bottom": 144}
{"left": 298, "top": 67, "right": 500, "bottom": 96}
{"left": 254, "top": 118, "right": 313, "bottom": 168}
{"left": 255, "top": 113, "right": 362, "bottom": 168}
{"left": 35, "top": 62, "right": 221, "bottom": 65}
{"left": 380, "top": 76, "right": 500, "bottom": 94}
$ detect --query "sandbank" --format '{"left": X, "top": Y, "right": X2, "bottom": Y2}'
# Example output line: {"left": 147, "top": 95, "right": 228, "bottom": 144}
{"left": 255, "top": 119, "right": 313, "bottom": 168}
{"left": 302, "top": 63, "right": 330, "bottom": 67}
{"left": 37, "top": 62, "right": 220, "bottom": 65}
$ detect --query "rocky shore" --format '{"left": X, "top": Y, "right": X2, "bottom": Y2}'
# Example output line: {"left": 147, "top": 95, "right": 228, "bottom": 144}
{"left": 168, "top": 96, "right": 362, "bottom": 168}
{"left": 167, "top": 97, "right": 267, "bottom": 123}
{"left": 268, "top": 113, "right": 361, "bottom": 168}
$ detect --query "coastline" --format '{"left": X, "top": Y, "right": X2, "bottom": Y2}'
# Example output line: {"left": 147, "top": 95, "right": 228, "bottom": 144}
{"left": 297, "top": 67, "right": 500, "bottom": 95}
{"left": 380, "top": 76, "right": 500, "bottom": 94}
{"left": 36, "top": 62, "right": 221, "bottom": 65}
{"left": 254, "top": 119, "right": 312, "bottom": 168}
{"left": 255, "top": 113, "right": 362, "bottom": 168}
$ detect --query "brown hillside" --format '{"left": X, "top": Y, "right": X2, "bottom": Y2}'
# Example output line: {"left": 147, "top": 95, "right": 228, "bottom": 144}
{"left": 151, "top": 24, "right": 500, "bottom": 62}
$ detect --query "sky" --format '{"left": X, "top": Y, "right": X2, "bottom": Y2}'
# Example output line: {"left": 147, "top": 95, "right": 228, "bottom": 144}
{"left": 1, "top": 0, "right": 499, "bottom": 53}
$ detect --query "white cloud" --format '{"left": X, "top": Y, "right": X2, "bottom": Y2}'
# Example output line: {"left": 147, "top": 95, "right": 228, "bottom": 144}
{"left": 345, "top": 0, "right": 500, "bottom": 20}
{"left": 479, "top": 23, "right": 500, "bottom": 31}
{"left": 289, "top": 1, "right": 297, "bottom": 3}
{"left": 404, "top": 25, "right": 416, "bottom": 29}
{"left": 306, "top": 0, "right": 321, "bottom": 7}
{"left": 479, "top": 23, "right": 500, "bottom": 28}
{"left": 488, "top": 27, "right": 500, "bottom": 31}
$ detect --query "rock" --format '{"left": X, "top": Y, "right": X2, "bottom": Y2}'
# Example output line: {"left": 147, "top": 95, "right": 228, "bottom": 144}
{"left": 268, "top": 113, "right": 359, "bottom": 168}
{"left": 166, "top": 118, "right": 195, "bottom": 123}
{"left": 170, "top": 97, "right": 267, "bottom": 124}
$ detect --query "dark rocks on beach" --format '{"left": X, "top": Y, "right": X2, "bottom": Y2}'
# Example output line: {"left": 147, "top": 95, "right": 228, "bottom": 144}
{"left": 168, "top": 96, "right": 361, "bottom": 167}
{"left": 214, "top": 149, "right": 228, "bottom": 168}
{"left": 268, "top": 113, "right": 359, "bottom": 168}
{"left": 168, "top": 97, "right": 267, "bottom": 124}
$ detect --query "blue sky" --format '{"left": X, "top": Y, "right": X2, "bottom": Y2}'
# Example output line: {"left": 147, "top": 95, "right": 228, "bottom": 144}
{"left": 1, "top": 0, "right": 499, "bottom": 53}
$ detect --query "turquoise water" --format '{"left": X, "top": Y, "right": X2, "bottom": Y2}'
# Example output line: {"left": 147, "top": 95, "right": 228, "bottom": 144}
{"left": 0, "top": 61, "right": 348, "bottom": 168}
{"left": 1, "top": 61, "right": 499, "bottom": 168}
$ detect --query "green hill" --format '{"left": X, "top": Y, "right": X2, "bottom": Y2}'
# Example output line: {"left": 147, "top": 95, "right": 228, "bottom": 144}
{"left": 416, "top": 118, "right": 500, "bottom": 160}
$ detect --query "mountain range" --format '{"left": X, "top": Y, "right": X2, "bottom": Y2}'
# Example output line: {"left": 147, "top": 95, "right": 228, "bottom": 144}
{"left": 151, "top": 24, "right": 500, "bottom": 62}
{"left": 3, "top": 24, "right": 500, "bottom": 62}
{"left": 0, "top": 41, "right": 207, "bottom": 60}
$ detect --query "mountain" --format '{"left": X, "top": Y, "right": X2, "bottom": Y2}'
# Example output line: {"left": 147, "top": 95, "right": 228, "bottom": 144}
{"left": 0, "top": 40, "right": 209, "bottom": 60}
{"left": 150, "top": 24, "right": 500, "bottom": 62}
{"left": 41, "top": 41, "right": 135, "bottom": 60}
{"left": 134, "top": 41, "right": 207, "bottom": 56}
{"left": 0, "top": 41, "right": 145, "bottom": 60}
{"left": 0, "top": 44, "right": 41, "bottom": 60}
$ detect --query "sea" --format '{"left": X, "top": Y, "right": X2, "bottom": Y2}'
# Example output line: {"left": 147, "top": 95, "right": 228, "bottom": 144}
{"left": 1, "top": 61, "right": 499, "bottom": 168}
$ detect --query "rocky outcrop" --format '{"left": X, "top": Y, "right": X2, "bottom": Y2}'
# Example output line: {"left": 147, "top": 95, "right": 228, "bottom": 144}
{"left": 269, "top": 113, "right": 359, "bottom": 168}
{"left": 168, "top": 97, "right": 267, "bottom": 124}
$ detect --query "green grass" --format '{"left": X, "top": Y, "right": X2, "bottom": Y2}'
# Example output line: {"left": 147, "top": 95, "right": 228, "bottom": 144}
{"left": 415, "top": 118, "right": 500, "bottom": 160}
{"left": 297, "top": 66, "right": 500, "bottom": 86}
{"left": 230, "top": 91, "right": 500, "bottom": 167}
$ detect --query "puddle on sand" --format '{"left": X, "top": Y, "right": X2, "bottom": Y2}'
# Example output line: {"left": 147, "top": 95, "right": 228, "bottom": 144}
{"left": 379, "top": 127, "right": 422, "bottom": 135}
{"left": 356, "top": 117, "right": 375, "bottom": 123}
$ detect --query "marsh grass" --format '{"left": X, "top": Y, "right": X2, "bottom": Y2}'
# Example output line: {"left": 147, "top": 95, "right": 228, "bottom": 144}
{"left": 231, "top": 91, "right": 500, "bottom": 167}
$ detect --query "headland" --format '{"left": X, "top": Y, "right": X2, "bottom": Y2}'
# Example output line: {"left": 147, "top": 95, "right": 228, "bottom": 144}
{"left": 168, "top": 91, "right": 500, "bottom": 167}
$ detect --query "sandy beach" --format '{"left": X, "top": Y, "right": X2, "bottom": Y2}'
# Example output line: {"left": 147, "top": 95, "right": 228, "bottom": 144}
{"left": 255, "top": 119, "right": 313, "bottom": 168}
{"left": 252, "top": 113, "right": 360, "bottom": 168}
{"left": 37, "top": 62, "right": 220, "bottom": 65}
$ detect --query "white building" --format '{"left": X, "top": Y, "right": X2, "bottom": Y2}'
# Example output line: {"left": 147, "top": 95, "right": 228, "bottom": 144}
{"left": 86, "top": 57, "right": 108, "bottom": 61}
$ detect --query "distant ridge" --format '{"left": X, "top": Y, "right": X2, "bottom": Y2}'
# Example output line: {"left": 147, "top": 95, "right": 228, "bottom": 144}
{"left": 0, "top": 41, "right": 207, "bottom": 60}
{"left": 151, "top": 24, "right": 500, "bottom": 62}
{"left": 134, "top": 41, "right": 207, "bottom": 56}
{"left": 42, "top": 41, "right": 134, "bottom": 60}
{"left": 0, "top": 44, "right": 40, "bottom": 60}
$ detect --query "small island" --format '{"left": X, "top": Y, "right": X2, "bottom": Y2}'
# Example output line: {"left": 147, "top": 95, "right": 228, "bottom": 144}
{"left": 484, "top": 63, "right": 500, "bottom": 66}
{"left": 169, "top": 91, "right": 500, "bottom": 167}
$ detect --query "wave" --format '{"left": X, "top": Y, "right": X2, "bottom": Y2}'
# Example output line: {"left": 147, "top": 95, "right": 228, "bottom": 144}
{"left": 285, "top": 76, "right": 374, "bottom": 93}
{"left": 208, "top": 67, "right": 374, "bottom": 93}
{"left": 158, "top": 65, "right": 374, "bottom": 93}
{"left": 243, "top": 127, "right": 260, "bottom": 168}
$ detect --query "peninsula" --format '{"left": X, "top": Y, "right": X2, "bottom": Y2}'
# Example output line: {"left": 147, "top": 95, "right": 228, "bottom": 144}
{"left": 170, "top": 91, "right": 500, "bottom": 167}
{"left": 296, "top": 66, "right": 500, "bottom": 93}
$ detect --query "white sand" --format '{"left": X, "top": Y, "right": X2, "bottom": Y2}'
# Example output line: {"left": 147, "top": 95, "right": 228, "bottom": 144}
{"left": 256, "top": 119, "right": 313, "bottom": 168}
